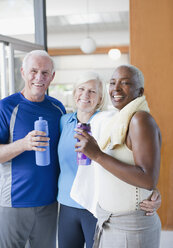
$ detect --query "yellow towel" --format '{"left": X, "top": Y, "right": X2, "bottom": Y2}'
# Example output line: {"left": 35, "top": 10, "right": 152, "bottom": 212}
{"left": 99, "top": 96, "right": 150, "bottom": 150}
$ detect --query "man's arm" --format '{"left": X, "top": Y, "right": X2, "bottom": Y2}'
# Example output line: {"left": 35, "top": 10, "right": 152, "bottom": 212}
{"left": 0, "top": 130, "right": 49, "bottom": 163}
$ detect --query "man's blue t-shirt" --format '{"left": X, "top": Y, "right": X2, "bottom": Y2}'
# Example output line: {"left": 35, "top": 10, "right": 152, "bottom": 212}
{"left": 0, "top": 92, "right": 65, "bottom": 207}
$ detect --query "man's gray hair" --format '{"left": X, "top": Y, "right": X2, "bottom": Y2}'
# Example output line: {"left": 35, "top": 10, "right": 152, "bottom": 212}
{"left": 22, "top": 50, "right": 55, "bottom": 74}
{"left": 116, "top": 65, "right": 144, "bottom": 88}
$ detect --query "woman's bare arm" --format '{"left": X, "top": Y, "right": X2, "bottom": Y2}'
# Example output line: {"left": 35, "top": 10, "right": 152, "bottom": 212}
{"left": 75, "top": 111, "right": 161, "bottom": 190}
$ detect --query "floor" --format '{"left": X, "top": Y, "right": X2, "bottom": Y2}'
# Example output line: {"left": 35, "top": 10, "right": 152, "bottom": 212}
{"left": 56, "top": 231, "right": 173, "bottom": 248}
{"left": 160, "top": 231, "right": 173, "bottom": 248}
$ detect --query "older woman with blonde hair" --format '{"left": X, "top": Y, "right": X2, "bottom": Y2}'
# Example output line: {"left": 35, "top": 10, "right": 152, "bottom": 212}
{"left": 57, "top": 71, "right": 108, "bottom": 248}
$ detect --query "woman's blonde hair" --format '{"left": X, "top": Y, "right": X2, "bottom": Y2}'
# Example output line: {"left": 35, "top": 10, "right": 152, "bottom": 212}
{"left": 72, "top": 71, "right": 108, "bottom": 111}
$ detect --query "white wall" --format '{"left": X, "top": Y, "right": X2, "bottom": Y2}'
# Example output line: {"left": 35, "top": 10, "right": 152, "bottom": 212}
{"left": 49, "top": 53, "right": 129, "bottom": 110}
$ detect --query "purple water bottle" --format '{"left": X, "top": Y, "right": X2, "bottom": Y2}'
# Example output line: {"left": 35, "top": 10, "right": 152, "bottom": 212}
{"left": 76, "top": 123, "right": 91, "bottom": 166}
{"left": 34, "top": 117, "right": 50, "bottom": 166}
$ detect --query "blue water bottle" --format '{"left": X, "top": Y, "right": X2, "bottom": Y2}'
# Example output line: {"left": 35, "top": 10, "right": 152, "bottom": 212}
{"left": 34, "top": 117, "right": 50, "bottom": 166}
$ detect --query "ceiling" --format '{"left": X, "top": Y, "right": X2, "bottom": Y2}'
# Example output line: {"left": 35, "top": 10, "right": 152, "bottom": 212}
{"left": 0, "top": 0, "right": 129, "bottom": 49}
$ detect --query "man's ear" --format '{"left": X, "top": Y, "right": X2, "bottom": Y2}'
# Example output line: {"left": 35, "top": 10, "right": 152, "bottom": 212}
{"left": 21, "top": 67, "right": 25, "bottom": 79}
{"left": 51, "top": 71, "right": 55, "bottom": 81}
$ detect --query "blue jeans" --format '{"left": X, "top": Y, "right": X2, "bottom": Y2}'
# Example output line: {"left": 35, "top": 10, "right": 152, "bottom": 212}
{"left": 58, "top": 204, "right": 97, "bottom": 248}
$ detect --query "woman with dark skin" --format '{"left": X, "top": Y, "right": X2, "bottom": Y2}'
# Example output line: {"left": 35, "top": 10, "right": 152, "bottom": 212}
{"left": 75, "top": 65, "right": 161, "bottom": 248}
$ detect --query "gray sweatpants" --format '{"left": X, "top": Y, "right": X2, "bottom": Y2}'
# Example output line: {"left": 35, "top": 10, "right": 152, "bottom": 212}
{"left": 93, "top": 205, "right": 161, "bottom": 248}
{"left": 0, "top": 202, "right": 58, "bottom": 248}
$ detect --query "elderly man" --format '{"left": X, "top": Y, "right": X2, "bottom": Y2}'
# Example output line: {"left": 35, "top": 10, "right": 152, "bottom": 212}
{"left": 0, "top": 50, "right": 65, "bottom": 248}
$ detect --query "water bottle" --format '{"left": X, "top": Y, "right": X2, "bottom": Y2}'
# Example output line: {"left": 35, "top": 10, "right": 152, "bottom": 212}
{"left": 34, "top": 117, "right": 50, "bottom": 166}
{"left": 76, "top": 123, "right": 91, "bottom": 166}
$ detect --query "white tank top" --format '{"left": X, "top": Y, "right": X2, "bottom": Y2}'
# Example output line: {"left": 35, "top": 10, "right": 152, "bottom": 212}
{"left": 98, "top": 144, "right": 152, "bottom": 213}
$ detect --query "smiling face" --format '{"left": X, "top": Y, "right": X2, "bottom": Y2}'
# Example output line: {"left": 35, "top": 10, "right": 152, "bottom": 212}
{"left": 21, "top": 55, "right": 55, "bottom": 102}
{"left": 74, "top": 80, "right": 101, "bottom": 114}
{"left": 109, "top": 66, "right": 144, "bottom": 110}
